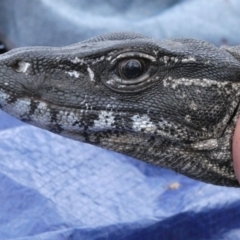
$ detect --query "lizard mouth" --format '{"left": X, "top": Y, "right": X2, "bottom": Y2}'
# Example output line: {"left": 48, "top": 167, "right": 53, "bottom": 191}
{"left": 1, "top": 82, "right": 240, "bottom": 146}
{"left": 0, "top": 89, "right": 178, "bottom": 144}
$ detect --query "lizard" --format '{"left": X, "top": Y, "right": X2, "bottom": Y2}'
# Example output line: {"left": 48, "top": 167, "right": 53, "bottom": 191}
{"left": 0, "top": 32, "right": 240, "bottom": 187}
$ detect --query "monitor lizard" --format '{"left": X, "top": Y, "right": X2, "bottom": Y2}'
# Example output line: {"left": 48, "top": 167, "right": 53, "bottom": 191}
{"left": 0, "top": 32, "right": 240, "bottom": 187}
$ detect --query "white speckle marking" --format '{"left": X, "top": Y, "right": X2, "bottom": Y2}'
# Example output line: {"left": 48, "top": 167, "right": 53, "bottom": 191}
{"left": 106, "top": 79, "right": 115, "bottom": 85}
{"left": 182, "top": 56, "right": 196, "bottom": 63}
{"left": 163, "top": 56, "right": 169, "bottom": 64}
{"left": 66, "top": 70, "right": 80, "bottom": 78}
{"left": 132, "top": 114, "right": 157, "bottom": 133}
{"left": 189, "top": 101, "right": 198, "bottom": 111}
{"left": 160, "top": 56, "right": 179, "bottom": 64}
{"left": 6, "top": 98, "right": 31, "bottom": 118}
{"left": 163, "top": 77, "right": 234, "bottom": 89}
{"left": 94, "top": 111, "right": 115, "bottom": 129}
{"left": 191, "top": 139, "right": 218, "bottom": 150}
{"left": 87, "top": 67, "right": 95, "bottom": 82}
{"left": 0, "top": 90, "right": 10, "bottom": 103}
{"left": 107, "top": 56, "right": 112, "bottom": 61}
{"left": 70, "top": 57, "right": 84, "bottom": 64}
{"left": 185, "top": 115, "right": 191, "bottom": 122}
{"left": 56, "top": 110, "right": 79, "bottom": 128}
{"left": 31, "top": 101, "right": 52, "bottom": 125}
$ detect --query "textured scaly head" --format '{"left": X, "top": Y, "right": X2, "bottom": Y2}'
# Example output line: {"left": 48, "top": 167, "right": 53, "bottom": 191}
{"left": 0, "top": 32, "right": 240, "bottom": 186}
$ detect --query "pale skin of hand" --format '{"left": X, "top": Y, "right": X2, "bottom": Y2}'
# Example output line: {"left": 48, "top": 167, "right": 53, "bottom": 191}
{"left": 233, "top": 118, "right": 240, "bottom": 183}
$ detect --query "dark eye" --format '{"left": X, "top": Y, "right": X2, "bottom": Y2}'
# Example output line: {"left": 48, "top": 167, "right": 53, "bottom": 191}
{"left": 119, "top": 59, "right": 145, "bottom": 79}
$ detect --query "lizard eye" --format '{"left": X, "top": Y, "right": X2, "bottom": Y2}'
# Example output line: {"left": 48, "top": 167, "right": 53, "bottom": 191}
{"left": 119, "top": 59, "right": 145, "bottom": 79}
{"left": 102, "top": 52, "right": 158, "bottom": 93}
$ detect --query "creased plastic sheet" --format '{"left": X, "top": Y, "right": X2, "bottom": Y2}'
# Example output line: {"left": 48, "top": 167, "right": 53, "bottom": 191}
{"left": 1, "top": 0, "right": 240, "bottom": 239}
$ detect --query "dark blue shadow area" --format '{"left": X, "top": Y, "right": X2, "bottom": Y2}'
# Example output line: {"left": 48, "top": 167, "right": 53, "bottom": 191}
{"left": 57, "top": 202, "right": 240, "bottom": 240}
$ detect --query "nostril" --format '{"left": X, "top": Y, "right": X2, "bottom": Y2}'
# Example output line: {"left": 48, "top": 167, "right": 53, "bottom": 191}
{"left": 12, "top": 60, "right": 31, "bottom": 73}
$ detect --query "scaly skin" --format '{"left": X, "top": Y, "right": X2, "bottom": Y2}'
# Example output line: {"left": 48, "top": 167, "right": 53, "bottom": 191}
{"left": 0, "top": 32, "right": 240, "bottom": 186}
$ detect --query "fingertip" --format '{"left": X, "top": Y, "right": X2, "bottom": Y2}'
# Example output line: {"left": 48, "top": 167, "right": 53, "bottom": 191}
{"left": 232, "top": 118, "right": 240, "bottom": 183}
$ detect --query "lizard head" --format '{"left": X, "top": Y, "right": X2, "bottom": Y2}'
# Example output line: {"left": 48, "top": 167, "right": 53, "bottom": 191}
{"left": 0, "top": 32, "right": 240, "bottom": 186}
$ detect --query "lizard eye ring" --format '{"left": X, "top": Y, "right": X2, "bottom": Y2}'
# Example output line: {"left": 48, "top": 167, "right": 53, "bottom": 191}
{"left": 102, "top": 51, "right": 159, "bottom": 93}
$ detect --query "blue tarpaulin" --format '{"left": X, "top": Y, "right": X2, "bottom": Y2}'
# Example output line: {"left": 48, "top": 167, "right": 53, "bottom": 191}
{"left": 1, "top": 0, "right": 240, "bottom": 239}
